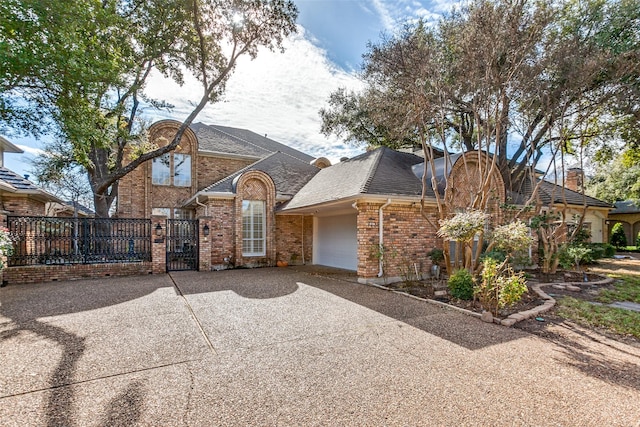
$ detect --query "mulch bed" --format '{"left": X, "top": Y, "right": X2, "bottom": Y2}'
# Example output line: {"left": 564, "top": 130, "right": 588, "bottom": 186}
{"left": 384, "top": 269, "right": 614, "bottom": 319}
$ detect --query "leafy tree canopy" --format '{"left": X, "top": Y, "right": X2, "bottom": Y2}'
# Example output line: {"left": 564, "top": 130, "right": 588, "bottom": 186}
{"left": 1, "top": 0, "right": 298, "bottom": 217}
{"left": 320, "top": 0, "right": 640, "bottom": 192}
{"left": 586, "top": 150, "right": 640, "bottom": 203}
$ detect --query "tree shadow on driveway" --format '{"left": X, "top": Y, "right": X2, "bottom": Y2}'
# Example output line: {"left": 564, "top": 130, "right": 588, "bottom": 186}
{"left": 0, "top": 277, "right": 167, "bottom": 426}
{"left": 170, "top": 267, "right": 528, "bottom": 351}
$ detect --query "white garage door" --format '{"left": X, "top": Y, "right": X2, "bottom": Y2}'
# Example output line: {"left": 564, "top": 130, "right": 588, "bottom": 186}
{"left": 314, "top": 214, "right": 358, "bottom": 271}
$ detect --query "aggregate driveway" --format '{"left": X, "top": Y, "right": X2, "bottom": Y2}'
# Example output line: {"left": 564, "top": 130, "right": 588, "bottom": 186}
{"left": 1, "top": 268, "right": 639, "bottom": 426}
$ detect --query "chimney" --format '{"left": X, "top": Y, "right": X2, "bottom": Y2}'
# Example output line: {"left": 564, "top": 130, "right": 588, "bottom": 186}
{"left": 565, "top": 168, "right": 584, "bottom": 192}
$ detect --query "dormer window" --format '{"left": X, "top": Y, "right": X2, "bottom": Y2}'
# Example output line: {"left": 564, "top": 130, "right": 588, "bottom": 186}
{"left": 152, "top": 153, "right": 191, "bottom": 187}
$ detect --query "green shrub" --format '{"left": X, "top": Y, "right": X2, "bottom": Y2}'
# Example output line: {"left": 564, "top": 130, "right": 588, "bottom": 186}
{"left": 610, "top": 223, "right": 627, "bottom": 249}
{"left": 474, "top": 258, "right": 528, "bottom": 316}
{"left": 448, "top": 268, "right": 474, "bottom": 300}
{"left": 588, "top": 244, "right": 604, "bottom": 260}
{"left": 637, "top": 231, "right": 640, "bottom": 247}
{"left": 588, "top": 243, "right": 615, "bottom": 259}
{"left": 429, "top": 248, "right": 444, "bottom": 266}
{"left": 480, "top": 249, "right": 506, "bottom": 263}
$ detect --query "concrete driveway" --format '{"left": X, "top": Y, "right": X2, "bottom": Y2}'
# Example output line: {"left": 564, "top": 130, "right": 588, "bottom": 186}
{"left": 1, "top": 268, "right": 639, "bottom": 426}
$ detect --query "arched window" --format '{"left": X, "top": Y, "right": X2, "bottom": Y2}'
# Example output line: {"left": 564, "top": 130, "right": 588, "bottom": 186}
{"left": 242, "top": 200, "right": 265, "bottom": 256}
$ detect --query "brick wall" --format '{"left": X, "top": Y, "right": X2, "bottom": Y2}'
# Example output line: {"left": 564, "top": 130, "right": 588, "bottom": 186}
{"left": 1, "top": 196, "right": 46, "bottom": 216}
{"left": 275, "top": 214, "right": 313, "bottom": 265}
{"left": 197, "top": 155, "right": 254, "bottom": 190}
{"left": 115, "top": 121, "right": 197, "bottom": 218}
{"left": 565, "top": 168, "right": 584, "bottom": 192}
{"left": 356, "top": 202, "right": 440, "bottom": 279}
{"left": 203, "top": 198, "right": 235, "bottom": 268}
{"left": 3, "top": 262, "right": 154, "bottom": 285}
{"left": 116, "top": 120, "right": 255, "bottom": 219}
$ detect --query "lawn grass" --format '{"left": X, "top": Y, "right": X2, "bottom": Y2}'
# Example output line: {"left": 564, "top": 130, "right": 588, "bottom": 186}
{"left": 557, "top": 297, "right": 640, "bottom": 339}
{"left": 556, "top": 273, "right": 640, "bottom": 339}
{"left": 598, "top": 274, "right": 640, "bottom": 304}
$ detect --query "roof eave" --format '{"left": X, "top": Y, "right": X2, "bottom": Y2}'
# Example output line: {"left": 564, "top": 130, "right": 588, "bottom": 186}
{"left": 280, "top": 194, "right": 437, "bottom": 214}
{"left": 197, "top": 150, "right": 262, "bottom": 161}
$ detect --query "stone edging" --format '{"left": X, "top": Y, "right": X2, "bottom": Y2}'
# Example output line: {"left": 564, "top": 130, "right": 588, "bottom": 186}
{"left": 499, "top": 275, "right": 614, "bottom": 326}
{"left": 364, "top": 274, "right": 614, "bottom": 327}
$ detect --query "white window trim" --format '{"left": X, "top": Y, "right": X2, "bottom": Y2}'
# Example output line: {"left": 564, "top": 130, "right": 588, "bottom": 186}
{"left": 242, "top": 200, "right": 266, "bottom": 257}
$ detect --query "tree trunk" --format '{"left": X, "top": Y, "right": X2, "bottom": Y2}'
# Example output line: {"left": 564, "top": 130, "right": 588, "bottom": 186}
{"left": 93, "top": 193, "right": 111, "bottom": 219}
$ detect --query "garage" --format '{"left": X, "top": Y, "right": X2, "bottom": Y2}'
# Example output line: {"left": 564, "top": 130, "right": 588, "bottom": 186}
{"left": 313, "top": 213, "right": 358, "bottom": 271}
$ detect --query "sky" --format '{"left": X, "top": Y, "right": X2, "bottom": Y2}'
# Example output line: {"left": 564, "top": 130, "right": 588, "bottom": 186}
{"left": 3, "top": 0, "right": 456, "bottom": 179}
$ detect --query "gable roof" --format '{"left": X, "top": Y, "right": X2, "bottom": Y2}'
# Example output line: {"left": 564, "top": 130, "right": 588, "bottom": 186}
{"left": 506, "top": 177, "right": 612, "bottom": 209}
{"left": 0, "top": 167, "right": 62, "bottom": 202}
{"left": 190, "top": 122, "right": 314, "bottom": 163}
{"left": 284, "top": 146, "right": 612, "bottom": 211}
{"left": 283, "top": 146, "right": 426, "bottom": 210}
{"left": 186, "top": 151, "right": 320, "bottom": 205}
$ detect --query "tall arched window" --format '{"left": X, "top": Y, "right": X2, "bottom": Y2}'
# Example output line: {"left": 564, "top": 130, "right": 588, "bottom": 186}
{"left": 242, "top": 200, "right": 265, "bottom": 256}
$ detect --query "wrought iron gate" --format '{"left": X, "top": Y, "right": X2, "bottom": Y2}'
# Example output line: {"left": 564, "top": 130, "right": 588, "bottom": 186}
{"left": 166, "top": 219, "right": 199, "bottom": 271}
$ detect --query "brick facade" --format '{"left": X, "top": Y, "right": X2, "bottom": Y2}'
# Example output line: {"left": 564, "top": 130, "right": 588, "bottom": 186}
{"left": 197, "top": 155, "right": 254, "bottom": 190}
{"left": 1, "top": 195, "right": 46, "bottom": 216}
{"left": 117, "top": 121, "right": 198, "bottom": 218}
{"left": 3, "top": 262, "right": 154, "bottom": 285}
{"left": 355, "top": 202, "right": 441, "bottom": 279}
{"left": 275, "top": 214, "right": 313, "bottom": 265}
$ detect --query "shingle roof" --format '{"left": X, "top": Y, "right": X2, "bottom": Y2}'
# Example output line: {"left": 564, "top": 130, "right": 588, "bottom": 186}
{"left": 0, "top": 167, "right": 61, "bottom": 201}
{"left": 190, "top": 123, "right": 314, "bottom": 163}
{"left": 196, "top": 151, "right": 320, "bottom": 199}
{"left": 284, "top": 146, "right": 426, "bottom": 210}
{"left": 284, "top": 147, "right": 612, "bottom": 211}
{"left": 0, "top": 167, "right": 46, "bottom": 191}
{"left": 506, "top": 178, "right": 611, "bottom": 208}
{"left": 63, "top": 200, "right": 95, "bottom": 216}
{"left": 610, "top": 200, "right": 640, "bottom": 214}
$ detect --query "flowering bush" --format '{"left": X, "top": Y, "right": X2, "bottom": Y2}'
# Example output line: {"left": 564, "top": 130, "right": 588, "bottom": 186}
{"left": 437, "top": 210, "right": 487, "bottom": 242}
{"left": 490, "top": 220, "right": 533, "bottom": 255}
{"left": 0, "top": 227, "right": 13, "bottom": 270}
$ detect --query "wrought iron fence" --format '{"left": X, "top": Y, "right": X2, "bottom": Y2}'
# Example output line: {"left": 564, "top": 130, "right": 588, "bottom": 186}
{"left": 6, "top": 216, "right": 152, "bottom": 266}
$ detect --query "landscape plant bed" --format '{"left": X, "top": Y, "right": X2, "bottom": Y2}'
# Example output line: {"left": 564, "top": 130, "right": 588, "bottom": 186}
{"left": 383, "top": 280, "right": 543, "bottom": 318}
{"left": 383, "top": 269, "right": 612, "bottom": 320}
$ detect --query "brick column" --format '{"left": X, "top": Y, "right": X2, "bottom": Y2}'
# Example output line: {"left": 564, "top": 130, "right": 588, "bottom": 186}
{"left": 198, "top": 216, "right": 212, "bottom": 271}
{"left": 151, "top": 215, "right": 167, "bottom": 274}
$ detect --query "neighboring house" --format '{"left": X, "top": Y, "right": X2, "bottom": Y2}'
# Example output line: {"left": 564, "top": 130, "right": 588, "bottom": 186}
{"left": 0, "top": 136, "right": 62, "bottom": 216}
{"left": 117, "top": 120, "right": 612, "bottom": 281}
{"left": 608, "top": 201, "right": 640, "bottom": 245}
{"left": 552, "top": 168, "right": 612, "bottom": 244}
{"left": 47, "top": 200, "right": 95, "bottom": 217}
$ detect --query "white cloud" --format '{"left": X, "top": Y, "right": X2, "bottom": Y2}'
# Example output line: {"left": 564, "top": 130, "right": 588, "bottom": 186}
{"left": 369, "top": 0, "right": 459, "bottom": 30}
{"left": 144, "top": 26, "right": 365, "bottom": 164}
{"left": 370, "top": 0, "right": 398, "bottom": 31}
{"left": 15, "top": 144, "right": 45, "bottom": 157}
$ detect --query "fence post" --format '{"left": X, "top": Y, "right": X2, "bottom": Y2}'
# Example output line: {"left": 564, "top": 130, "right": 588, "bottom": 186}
{"left": 151, "top": 215, "right": 167, "bottom": 274}
{"left": 198, "top": 216, "right": 212, "bottom": 271}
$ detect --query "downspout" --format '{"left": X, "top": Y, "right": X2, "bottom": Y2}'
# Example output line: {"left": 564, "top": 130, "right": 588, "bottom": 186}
{"left": 301, "top": 215, "right": 305, "bottom": 265}
{"left": 378, "top": 199, "right": 392, "bottom": 277}
{"left": 195, "top": 196, "right": 208, "bottom": 217}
